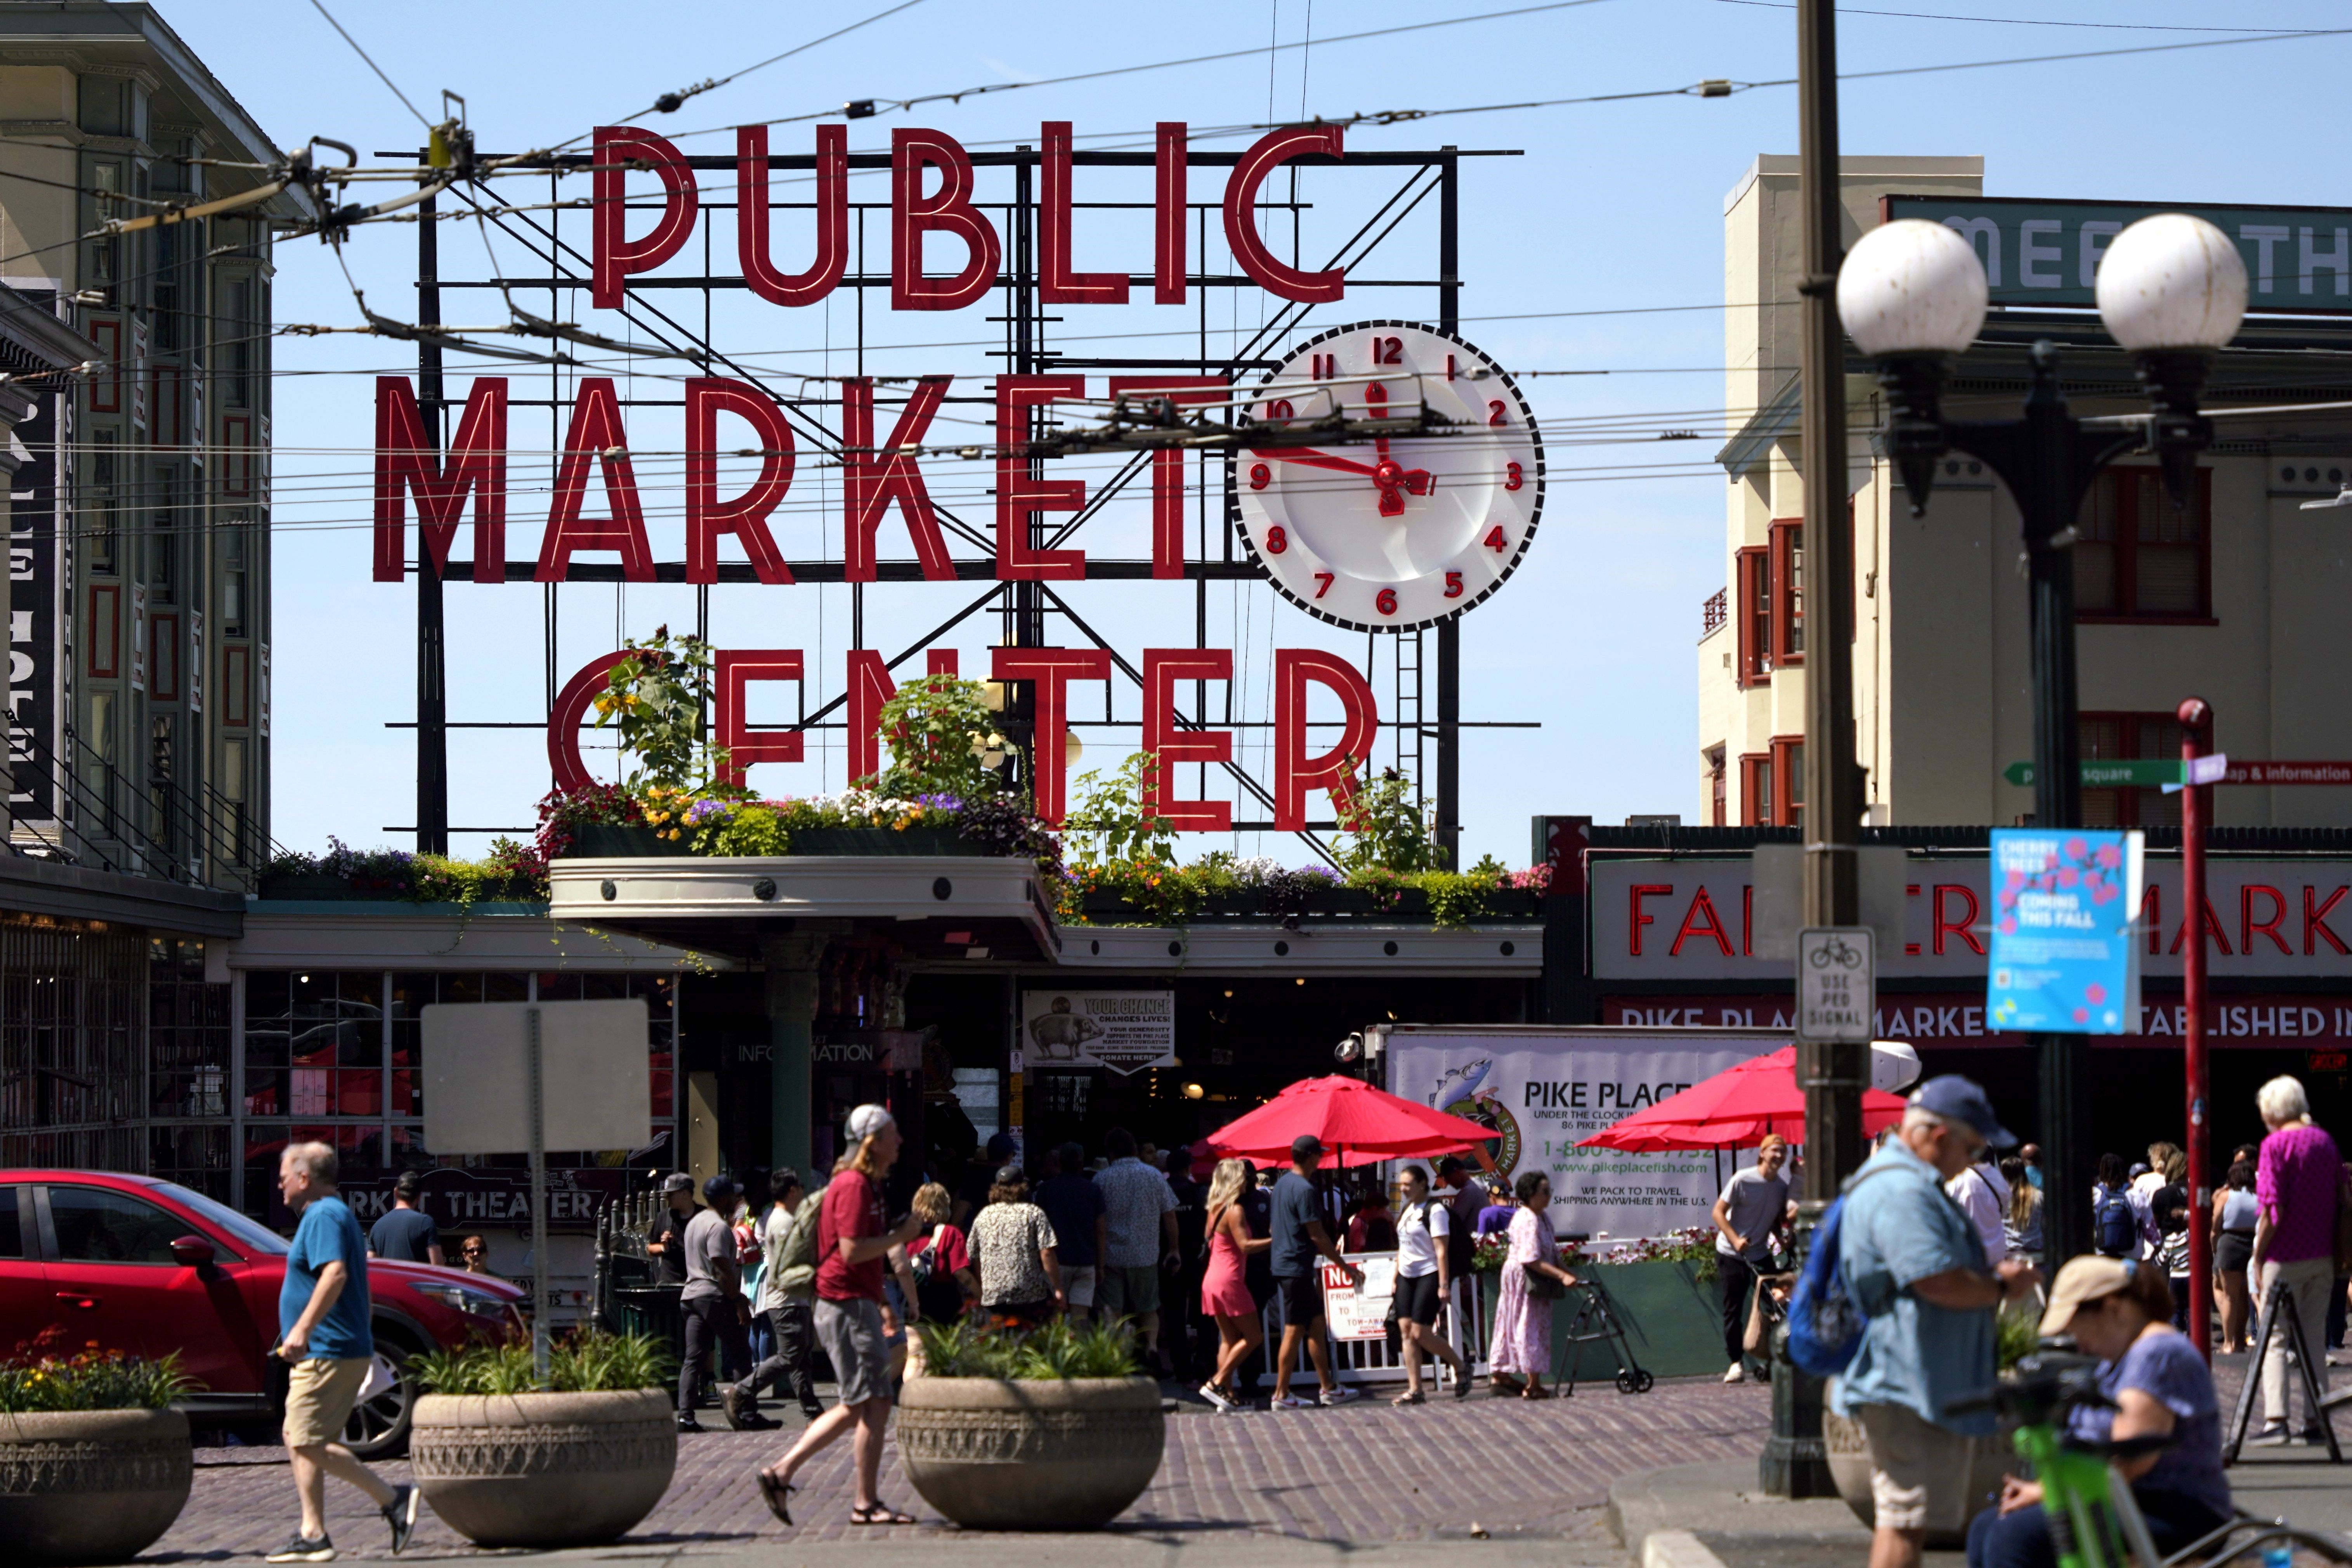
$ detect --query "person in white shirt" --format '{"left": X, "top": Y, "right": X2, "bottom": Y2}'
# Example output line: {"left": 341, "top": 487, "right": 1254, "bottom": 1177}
{"left": 1945, "top": 1159, "right": 2009, "bottom": 1265}
{"left": 1389, "top": 1165, "right": 1471, "bottom": 1405}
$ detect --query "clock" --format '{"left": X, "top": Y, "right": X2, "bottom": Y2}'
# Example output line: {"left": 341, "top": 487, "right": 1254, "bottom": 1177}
{"left": 1230, "top": 321, "right": 1544, "bottom": 631}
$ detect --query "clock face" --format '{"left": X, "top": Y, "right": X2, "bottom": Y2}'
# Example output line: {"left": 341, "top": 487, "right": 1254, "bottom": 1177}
{"left": 1230, "top": 321, "right": 1544, "bottom": 632}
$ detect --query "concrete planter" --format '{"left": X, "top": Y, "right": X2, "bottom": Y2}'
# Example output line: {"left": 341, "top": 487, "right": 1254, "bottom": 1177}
{"left": 0, "top": 1407, "right": 192, "bottom": 1567}
{"left": 897, "top": 1377, "right": 1164, "bottom": 1530}
{"left": 409, "top": 1389, "right": 674, "bottom": 1548}
{"left": 1822, "top": 1393, "right": 2016, "bottom": 1548}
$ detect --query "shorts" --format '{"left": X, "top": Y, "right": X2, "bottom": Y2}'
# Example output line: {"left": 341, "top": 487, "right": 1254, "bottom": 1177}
{"left": 1276, "top": 1271, "right": 1325, "bottom": 1329}
{"left": 814, "top": 1296, "right": 892, "bottom": 1407}
{"left": 1060, "top": 1264, "right": 1098, "bottom": 1308}
{"left": 2215, "top": 1230, "right": 2255, "bottom": 1275}
{"left": 1393, "top": 1271, "right": 1444, "bottom": 1327}
{"left": 1098, "top": 1264, "right": 1162, "bottom": 1318}
{"left": 1855, "top": 1401, "right": 1989, "bottom": 1534}
{"left": 282, "top": 1356, "right": 371, "bottom": 1448}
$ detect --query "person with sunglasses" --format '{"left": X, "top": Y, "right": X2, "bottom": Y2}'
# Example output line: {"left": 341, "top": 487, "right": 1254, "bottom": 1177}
{"left": 453, "top": 1235, "right": 496, "bottom": 1275}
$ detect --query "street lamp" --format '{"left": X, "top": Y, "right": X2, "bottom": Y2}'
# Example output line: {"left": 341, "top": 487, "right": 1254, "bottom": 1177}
{"left": 1837, "top": 213, "right": 2247, "bottom": 1265}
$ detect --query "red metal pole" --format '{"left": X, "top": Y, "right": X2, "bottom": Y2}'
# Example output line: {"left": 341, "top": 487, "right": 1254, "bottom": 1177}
{"left": 2179, "top": 696, "right": 2213, "bottom": 1363}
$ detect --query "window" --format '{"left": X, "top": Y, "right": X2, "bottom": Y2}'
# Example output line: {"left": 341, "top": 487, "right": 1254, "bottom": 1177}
{"left": 149, "top": 468, "right": 175, "bottom": 602}
{"left": 1736, "top": 546, "right": 1771, "bottom": 686}
{"left": 2074, "top": 467, "right": 2211, "bottom": 620}
{"left": 1740, "top": 752, "right": 1772, "bottom": 826}
{"left": 222, "top": 523, "right": 247, "bottom": 635}
{"left": 1774, "top": 736, "right": 1805, "bottom": 829}
{"left": 0, "top": 1189, "right": 19, "bottom": 1258}
{"left": 221, "top": 279, "right": 252, "bottom": 409}
{"left": 87, "top": 431, "right": 116, "bottom": 573}
{"left": 49, "top": 1185, "right": 187, "bottom": 1263}
{"left": 1771, "top": 519, "right": 1805, "bottom": 666}
{"left": 2081, "top": 711, "right": 2185, "bottom": 828}
{"left": 1706, "top": 745, "right": 1727, "bottom": 827}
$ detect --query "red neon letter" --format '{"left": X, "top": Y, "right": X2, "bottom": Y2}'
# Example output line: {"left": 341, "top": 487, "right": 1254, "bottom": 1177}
{"left": 1155, "top": 122, "right": 1187, "bottom": 305}
{"left": 843, "top": 378, "right": 957, "bottom": 582}
{"left": 1933, "top": 884, "right": 1986, "bottom": 956}
{"left": 684, "top": 379, "right": 794, "bottom": 585}
{"left": 592, "top": 126, "right": 698, "bottom": 310}
{"left": 373, "top": 376, "right": 506, "bottom": 584}
{"left": 1040, "top": 122, "right": 1127, "bottom": 305}
{"left": 1272, "top": 647, "right": 1377, "bottom": 832}
{"left": 536, "top": 379, "right": 656, "bottom": 582}
{"left": 1669, "top": 886, "right": 1734, "bottom": 958}
{"left": 848, "top": 649, "right": 964, "bottom": 784}
{"left": 996, "top": 376, "right": 1088, "bottom": 580}
{"left": 2171, "top": 897, "right": 2234, "bottom": 956}
{"left": 1629, "top": 884, "right": 1672, "bottom": 958}
{"left": 1142, "top": 648, "right": 1233, "bottom": 831}
{"left": 2140, "top": 884, "right": 2162, "bottom": 955}
{"left": 715, "top": 650, "right": 804, "bottom": 786}
{"left": 2306, "top": 884, "right": 2350, "bottom": 956}
{"left": 2242, "top": 883, "right": 2290, "bottom": 955}
{"left": 546, "top": 651, "right": 630, "bottom": 794}
{"left": 1107, "top": 375, "right": 1225, "bottom": 578}
{"left": 892, "top": 128, "right": 1000, "bottom": 311}
{"left": 737, "top": 123, "right": 846, "bottom": 307}
{"left": 992, "top": 647, "right": 1113, "bottom": 826}
{"left": 1222, "top": 125, "right": 1345, "bottom": 303}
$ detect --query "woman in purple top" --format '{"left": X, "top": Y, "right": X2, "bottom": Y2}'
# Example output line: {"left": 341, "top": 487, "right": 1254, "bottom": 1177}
{"left": 2249, "top": 1074, "right": 2342, "bottom": 1444}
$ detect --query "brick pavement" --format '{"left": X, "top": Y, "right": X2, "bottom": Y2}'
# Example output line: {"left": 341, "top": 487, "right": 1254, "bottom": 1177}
{"left": 149, "top": 1376, "right": 1774, "bottom": 1561}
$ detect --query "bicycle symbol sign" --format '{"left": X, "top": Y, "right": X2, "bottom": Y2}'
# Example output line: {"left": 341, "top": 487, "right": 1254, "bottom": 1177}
{"left": 1795, "top": 927, "right": 1876, "bottom": 1043}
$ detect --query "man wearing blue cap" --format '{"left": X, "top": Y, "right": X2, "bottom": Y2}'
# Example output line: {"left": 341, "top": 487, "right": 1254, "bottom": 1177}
{"left": 680, "top": 1174, "right": 765, "bottom": 1433}
{"left": 1832, "top": 1076, "right": 2041, "bottom": 1568}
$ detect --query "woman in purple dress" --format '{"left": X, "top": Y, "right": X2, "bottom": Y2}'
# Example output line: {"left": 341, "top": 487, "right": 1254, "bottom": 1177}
{"left": 1488, "top": 1170, "right": 1577, "bottom": 1398}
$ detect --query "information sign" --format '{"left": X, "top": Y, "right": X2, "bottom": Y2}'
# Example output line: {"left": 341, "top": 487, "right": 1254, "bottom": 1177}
{"left": 1986, "top": 830, "right": 2144, "bottom": 1034}
{"left": 1320, "top": 1254, "right": 1398, "bottom": 1341}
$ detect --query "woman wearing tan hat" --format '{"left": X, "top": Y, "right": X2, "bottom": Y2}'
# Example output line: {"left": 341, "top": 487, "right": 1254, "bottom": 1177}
{"left": 1963, "top": 1256, "right": 2231, "bottom": 1568}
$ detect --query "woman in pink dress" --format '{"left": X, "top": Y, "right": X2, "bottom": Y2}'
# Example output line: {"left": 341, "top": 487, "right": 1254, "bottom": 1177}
{"left": 1488, "top": 1170, "right": 1577, "bottom": 1399}
{"left": 1198, "top": 1158, "right": 1271, "bottom": 1412}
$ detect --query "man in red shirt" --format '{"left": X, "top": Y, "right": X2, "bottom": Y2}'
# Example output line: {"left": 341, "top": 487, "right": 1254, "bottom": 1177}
{"left": 755, "top": 1105, "right": 923, "bottom": 1528}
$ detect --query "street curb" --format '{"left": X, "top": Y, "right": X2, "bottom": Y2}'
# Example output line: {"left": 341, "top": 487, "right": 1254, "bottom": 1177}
{"left": 1641, "top": 1530, "right": 1732, "bottom": 1568}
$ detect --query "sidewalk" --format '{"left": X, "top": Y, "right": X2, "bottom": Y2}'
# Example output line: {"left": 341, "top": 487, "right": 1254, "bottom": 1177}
{"left": 1608, "top": 1356, "right": 2352, "bottom": 1568}
{"left": 149, "top": 1374, "right": 1773, "bottom": 1565}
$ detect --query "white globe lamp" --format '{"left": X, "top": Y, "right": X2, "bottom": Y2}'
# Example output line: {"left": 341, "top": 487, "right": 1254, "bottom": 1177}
{"left": 2095, "top": 213, "right": 2245, "bottom": 509}
{"left": 1836, "top": 219, "right": 1993, "bottom": 516}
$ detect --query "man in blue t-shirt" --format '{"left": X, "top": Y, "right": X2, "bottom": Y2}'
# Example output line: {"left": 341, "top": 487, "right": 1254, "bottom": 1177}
{"left": 269, "top": 1142, "right": 418, "bottom": 1563}
{"left": 365, "top": 1171, "right": 443, "bottom": 1266}
{"left": 1268, "top": 1135, "right": 1363, "bottom": 1410}
{"left": 1833, "top": 1078, "right": 2039, "bottom": 1568}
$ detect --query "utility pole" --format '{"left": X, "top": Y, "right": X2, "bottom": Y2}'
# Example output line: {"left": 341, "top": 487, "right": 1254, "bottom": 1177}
{"left": 1766, "top": 0, "right": 1864, "bottom": 1500}
{"left": 415, "top": 167, "right": 449, "bottom": 856}
{"left": 2179, "top": 697, "right": 2214, "bottom": 1362}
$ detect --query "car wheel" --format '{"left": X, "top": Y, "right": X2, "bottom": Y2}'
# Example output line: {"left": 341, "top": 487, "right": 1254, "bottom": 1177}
{"left": 341, "top": 1334, "right": 417, "bottom": 1461}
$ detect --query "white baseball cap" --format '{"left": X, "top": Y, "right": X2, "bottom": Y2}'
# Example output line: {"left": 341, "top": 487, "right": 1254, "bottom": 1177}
{"left": 846, "top": 1104, "right": 896, "bottom": 1142}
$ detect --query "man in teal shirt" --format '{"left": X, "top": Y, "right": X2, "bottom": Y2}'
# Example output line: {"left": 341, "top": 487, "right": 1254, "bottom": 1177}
{"left": 1832, "top": 1078, "right": 2039, "bottom": 1568}
{"left": 269, "top": 1142, "right": 418, "bottom": 1562}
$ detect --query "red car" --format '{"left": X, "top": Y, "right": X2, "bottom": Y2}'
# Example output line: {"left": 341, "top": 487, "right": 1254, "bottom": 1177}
{"left": 0, "top": 1170, "right": 526, "bottom": 1457}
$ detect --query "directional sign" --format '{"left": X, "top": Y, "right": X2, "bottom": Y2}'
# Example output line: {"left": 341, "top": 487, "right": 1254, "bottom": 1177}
{"left": 1796, "top": 927, "right": 1875, "bottom": 1043}
{"left": 2007, "top": 758, "right": 2352, "bottom": 788}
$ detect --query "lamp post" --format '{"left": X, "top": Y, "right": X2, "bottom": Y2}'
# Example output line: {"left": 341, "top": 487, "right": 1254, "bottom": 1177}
{"left": 1837, "top": 214, "right": 2247, "bottom": 1265}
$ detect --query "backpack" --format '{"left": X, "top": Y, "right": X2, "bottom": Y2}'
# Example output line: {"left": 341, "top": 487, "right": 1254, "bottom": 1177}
{"left": 908, "top": 1224, "right": 965, "bottom": 1322}
{"left": 2094, "top": 1187, "right": 2138, "bottom": 1257}
{"left": 773, "top": 1187, "right": 825, "bottom": 1295}
{"left": 1785, "top": 1165, "right": 1896, "bottom": 1379}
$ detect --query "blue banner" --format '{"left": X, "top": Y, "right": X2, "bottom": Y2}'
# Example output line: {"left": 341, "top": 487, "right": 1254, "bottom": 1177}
{"left": 1987, "top": 829, "right": 2144, "bottom": 1034}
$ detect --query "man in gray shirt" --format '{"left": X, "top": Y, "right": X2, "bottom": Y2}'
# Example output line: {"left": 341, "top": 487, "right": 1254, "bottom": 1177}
{"left": 1711, "top": 1135, "right": 1792, "bottom": 1383}
{"left": 678, "top": 1175, "right": 764, "bottom": 1432}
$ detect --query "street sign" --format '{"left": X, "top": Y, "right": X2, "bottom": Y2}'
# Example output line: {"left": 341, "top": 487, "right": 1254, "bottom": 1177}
{"left": 2162, "top": 754, "right": 2231, "bottom": 794}
{"left": 1986, "top": 829, "right": 2144, "bottom": 1034}
{"left": 1795, "top": 927, "right": 1875, "bottom": 1043}
{"left": 2003, "top": 759, "right": 2181, "bottom": 788}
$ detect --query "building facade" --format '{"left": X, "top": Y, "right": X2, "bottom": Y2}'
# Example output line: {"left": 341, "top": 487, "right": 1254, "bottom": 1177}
{"left": 1698, "top": 155, "right": 2352, "bottom": 830}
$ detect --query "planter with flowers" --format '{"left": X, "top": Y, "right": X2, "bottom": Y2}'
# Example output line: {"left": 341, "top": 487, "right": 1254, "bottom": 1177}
{"left": 408, "top": 1331, "right": 675, "bottom": 1549}
{"left": 0, "top": 1329, "right": 194, "bottom": 1567}
{"left": 1470, "top": 1227, "right": 1735, "bottom": 1382}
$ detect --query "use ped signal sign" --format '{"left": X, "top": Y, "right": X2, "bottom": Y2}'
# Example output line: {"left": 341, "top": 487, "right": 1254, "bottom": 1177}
{"left": 1795, "top": 928, "right": 1875, "bottom": 1044}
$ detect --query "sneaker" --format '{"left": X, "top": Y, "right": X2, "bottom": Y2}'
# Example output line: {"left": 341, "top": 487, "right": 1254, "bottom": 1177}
{"left": 267, "top": 1535, "right": 336, "bottom": 1563}
{"left": 1724, "top": 1363, "right": 1745, "bottom": 1384}
{"left": 1319, "top": 1386, "right": 1361, "bottom": 1407}
{"left": 383, "top": 1483, "right": 420, "bottom": 1556}
{"left": 1272, "top": 1393, "right": 1311, "bottom": 1409}
{"left": 2299, "top": 1426, "right": 2329, "bottom": 1445}
{"left": 676, "top": 1414, "right": 705, "bottom": 1433}
{"left": 736, "top": 1410, "right": 781, "bottom": 1430}
{"left": 1198, "top": 1382, "right": 1236, "bottom": 1412}
{"left": 800, "top": 1400, "right": 826, "bottom": 1420}
{"left": 2250, "top": 1424, "right": 2293, "bottom": 1447}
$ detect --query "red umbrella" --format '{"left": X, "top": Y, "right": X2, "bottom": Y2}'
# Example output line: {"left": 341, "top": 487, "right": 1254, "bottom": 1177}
{"left": 1575, "top": 1046, "right": 1908, "bottom": 1152}
{"left": 1203, "top": 1075, "right": 1496, "bottom": 1168}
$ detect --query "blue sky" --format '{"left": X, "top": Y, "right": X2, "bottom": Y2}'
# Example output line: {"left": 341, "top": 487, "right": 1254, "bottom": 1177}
{"left": 177, "top": 0, "right": 2352, "bottom": 867}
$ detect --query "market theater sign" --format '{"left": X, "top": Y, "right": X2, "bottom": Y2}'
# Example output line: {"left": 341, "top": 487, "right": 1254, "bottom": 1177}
{"left": 368, "top": 121, "right": 1546, "bottom": 832}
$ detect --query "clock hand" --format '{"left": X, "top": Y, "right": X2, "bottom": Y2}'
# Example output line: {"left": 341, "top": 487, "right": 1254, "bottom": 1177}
{"left": 1251, "top": 446, "right": 1382, "bottom": 479}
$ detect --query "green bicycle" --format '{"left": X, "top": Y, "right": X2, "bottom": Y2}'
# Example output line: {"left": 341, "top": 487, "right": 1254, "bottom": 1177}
{"left": 1950, "top": 1356, "right": 2351, "bottom": 1568}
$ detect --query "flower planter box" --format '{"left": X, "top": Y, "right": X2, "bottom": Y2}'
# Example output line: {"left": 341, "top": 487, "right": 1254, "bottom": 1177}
{"left": 897, "top": 1376, "right": 1163, "bottom": 1530}
{"left": 1298, "top": 889, "right": 1379, "bottom": 917}
{"left": 565, "top": 822, "right": 692, "bottom": 858}
{"left": 1478, "top": 1259, "right": 1729, "bottom": 1382}
{"left": 1483, "top": 889, "right": 1544, "bottom": 919}
{"left": 0, "top": 1407, "right": 192, "bottom": 1567}
{"left": 257, "top": 873, "right": 380, "bottom": 900}
{"left": 789, "top": 826, "right": 982, "bottom": 856}
{"left": 409, "top": 1388, "right": 675, "bottom": 1548}
{"left": 1081, "top": 891, "right": 1145, "bottom": 921}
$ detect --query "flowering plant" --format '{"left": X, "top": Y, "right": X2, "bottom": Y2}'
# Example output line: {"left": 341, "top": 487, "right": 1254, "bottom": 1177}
{"left": 1597, "top": 1225, "right": 1722, "bottom": 1283}
{"left": 593, "top": 629, "right": 736, "bottom": 794}
{"left": 0, "top": 1327, "right": 194, "bottom": 1412}
{"left": 870, "top": 674, "right": 1001, "bottom": 800}
{"left": 266, "top": 836, "right": 546, "bottom": 906}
